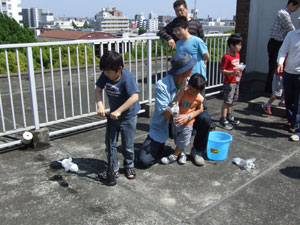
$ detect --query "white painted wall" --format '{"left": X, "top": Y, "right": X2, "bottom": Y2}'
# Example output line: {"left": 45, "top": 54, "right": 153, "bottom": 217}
{"left": 246, "top": 0, "right": 300, "bottom": 74}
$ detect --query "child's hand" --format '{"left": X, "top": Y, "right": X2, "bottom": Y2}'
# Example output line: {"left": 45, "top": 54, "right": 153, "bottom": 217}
{"left": 233, "top": 70, "right": 241, "bottom": 76}
{"left": 110, "top": 110, "right": 121, "bottom": 120}
{"left": 97, "top": 107, "right": 106, "bottom": 117}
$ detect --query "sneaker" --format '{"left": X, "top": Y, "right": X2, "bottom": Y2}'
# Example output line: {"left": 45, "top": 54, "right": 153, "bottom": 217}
{"left": 161, "top": 154, "right": 177, "bottom": 165}
{"left": 190, "top": 148, "right": 205, "bottom": 166}
{"left": 227, "top": 115, "right": 240, "bottom": 125}
{"left": 178, "top": 152, "right": 186, "bottom": 165}
{"left": 290, "top": 134, "right": 300, "bottom": 142}
{"left": 219, "top": 118, "right": 233, "bottom": 130}
{"left": 262, "top": 104, "right": 272, "bottom": 115}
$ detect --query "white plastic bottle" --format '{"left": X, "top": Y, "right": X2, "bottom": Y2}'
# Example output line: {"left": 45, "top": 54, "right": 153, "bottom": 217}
{"left": 172, "top": 102, "right": 180, "bottom": 127}
{"left": 61, "top": 157, "right": 79, "bottom": 172}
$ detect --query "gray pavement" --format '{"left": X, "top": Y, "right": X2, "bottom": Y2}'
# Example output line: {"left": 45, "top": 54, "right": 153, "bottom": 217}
{"left": 1, "top": 92, "right": 300, "bottom": 225}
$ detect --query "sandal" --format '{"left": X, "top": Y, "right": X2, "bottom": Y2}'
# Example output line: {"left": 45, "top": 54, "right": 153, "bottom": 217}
{"left": 49, "top": 174, "right": 69, "bottom": 188}
{"left": 290, "top": 134, "right": 300, "bottom": 142}
{"left": 98, "top": 170, "right": 119, "bottom": 181}
{"left": 125, "top": 168, "right": 136, "bottom": 180}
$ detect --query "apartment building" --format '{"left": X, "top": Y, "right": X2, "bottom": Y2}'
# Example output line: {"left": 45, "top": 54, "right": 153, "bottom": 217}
{"left": 0, "top": 0, "right": 22, "bottom": 24}
{"left": 22, "top": 8, "right": 54, "bottom": 28}
{"left": 22, "top": 8, "right": 42, "bottom": 27}
{"left": 135, "top": 11, "right": 159, "bottom": 32}
{"left": 95, "top": 7, "right": 129, "bottom": 35}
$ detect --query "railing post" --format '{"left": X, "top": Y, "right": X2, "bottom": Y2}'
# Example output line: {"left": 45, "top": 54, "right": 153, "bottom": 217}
{"left": 147, "top": 40, "right": 152, "bottom": 104}
{"left": 26, "top": 46, "right": 40, "bottom": 130}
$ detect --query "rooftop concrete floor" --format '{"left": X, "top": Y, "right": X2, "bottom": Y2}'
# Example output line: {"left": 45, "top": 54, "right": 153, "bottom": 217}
{"left": 1, "top": 85, "right": 300, "bottom": 225}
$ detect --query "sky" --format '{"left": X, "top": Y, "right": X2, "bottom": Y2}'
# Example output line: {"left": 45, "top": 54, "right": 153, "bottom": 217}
{"left": 21, "top": 0, "right": 236, "bottom": 20}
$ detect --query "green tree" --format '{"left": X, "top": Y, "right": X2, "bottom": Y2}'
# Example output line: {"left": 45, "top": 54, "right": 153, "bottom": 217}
{"left": 224, "top": 29, "right": 235, "bottom": 34}
{"left": 138, "top": 28, "right": 147, "bottom": 35}
{"left": 0, "top": 13, "right": 36, "bottom": 44}
{"left": 83, "top": 21, "right": 90, "bottom": 28}
{"left": 72, "top": 21, "right": 78, "bottom": 29}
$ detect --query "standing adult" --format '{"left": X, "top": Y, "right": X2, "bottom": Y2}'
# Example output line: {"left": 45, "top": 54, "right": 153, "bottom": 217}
{"left": 264, "top": 0, "right": 300, "bottom": 96}
{"left": 158, "top": 0, "right": 209, "bottom": 110}
{"left": 136, "top": 52, "right": 211, "bottom": 168}
{"left": 157, "top": 0, "right": 205, "bottom": 49}
{"left": 277, "top": 19, "right": 300, "bottom": 141}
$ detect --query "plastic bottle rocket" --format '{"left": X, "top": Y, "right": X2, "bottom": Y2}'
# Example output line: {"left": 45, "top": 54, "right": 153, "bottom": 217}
{"left": 60, "top": 157, "right": 79, "bottom": 172}
{"left": 172, "top": 101, "right": 179, "bottom": 116}
{"left": 172, "top": 102, "right": 180, "bottom": 127}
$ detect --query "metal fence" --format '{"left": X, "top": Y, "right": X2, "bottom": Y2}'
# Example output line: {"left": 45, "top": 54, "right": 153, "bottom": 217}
{"left": 0, "top": 34, "right": 230, "bottom": 149}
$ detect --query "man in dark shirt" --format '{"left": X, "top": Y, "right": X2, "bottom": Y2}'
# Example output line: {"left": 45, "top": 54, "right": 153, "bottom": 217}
{"left": 158, "top": 0, "right": 210, "bottom": 112}
{"left": 157, "top": 0, "right": 205, "bottom": 49}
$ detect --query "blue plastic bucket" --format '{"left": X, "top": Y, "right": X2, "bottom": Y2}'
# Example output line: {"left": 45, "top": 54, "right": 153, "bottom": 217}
{"left": 207, "top": 131, "right": 232, "bottom": 161}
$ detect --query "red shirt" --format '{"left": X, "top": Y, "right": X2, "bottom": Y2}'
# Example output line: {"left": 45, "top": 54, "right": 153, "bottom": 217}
{"left": 220, "top": 53, "right": 240, "bottom": 83}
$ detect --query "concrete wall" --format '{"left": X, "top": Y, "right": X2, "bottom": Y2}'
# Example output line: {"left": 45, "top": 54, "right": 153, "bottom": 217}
{"left": 246, "top": 0, "right": 300, "bottom": 74}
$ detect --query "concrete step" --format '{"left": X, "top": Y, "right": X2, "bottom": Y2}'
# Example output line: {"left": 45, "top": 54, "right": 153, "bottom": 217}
{"left": 248, "top": 96, "right": 286, "bottom": 117}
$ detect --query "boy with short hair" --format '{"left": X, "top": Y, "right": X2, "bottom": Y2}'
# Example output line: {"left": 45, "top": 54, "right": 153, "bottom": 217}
{"left": 95, "top": 51, "right": 140, "bottom": 179}
{"left": 173, "top": 16, "right": 209, "bottom": 80}
{"left": 219, "top": 33, "right": 243, "bottom": 130}
{"left": 161, "top": 73, "right": 205, "bottom": 165}
{"left": 172, "top": 16, "right": 209, "bottom": 109}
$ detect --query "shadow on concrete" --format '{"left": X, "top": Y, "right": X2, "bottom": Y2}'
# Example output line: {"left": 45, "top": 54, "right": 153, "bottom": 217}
{"left": 212, "top": 109, "right": 289, "bottom": 139}
{"left": 72, "top": 158, "right": 107, "bottom": 179}
{"left": 234, "top": 118, "right": 289, "bottom": 139}
{"left": 280, "top": 166, "right": 300, "bottom": 179}
{"left": 234, "top": 108, "right": 278, "bottom": 120}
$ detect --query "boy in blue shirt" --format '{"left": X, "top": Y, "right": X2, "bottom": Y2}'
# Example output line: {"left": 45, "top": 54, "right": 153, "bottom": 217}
{"left": 172, "top": 16, "right": 209, "bottom": 110}
{"left": 95, "top": 51, "right": 140, "bottom": 179}
{"left": 173, "top": 16, "right": 209, "bottom": 80}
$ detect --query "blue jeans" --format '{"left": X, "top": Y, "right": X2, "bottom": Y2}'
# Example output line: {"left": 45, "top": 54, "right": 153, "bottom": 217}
{"left": 136, "top": 111, "right": 211, "bottom": 168}
{"left": 105, "top": 116, "right": 137, "bottom": 172}
{"left": 136, "top": 135, "right": 165, "bottom": 168}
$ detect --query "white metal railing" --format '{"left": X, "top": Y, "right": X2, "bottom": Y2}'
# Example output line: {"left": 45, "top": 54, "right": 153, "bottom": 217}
{"left": 0, "top": 34, "right": 230, "bottom": 149}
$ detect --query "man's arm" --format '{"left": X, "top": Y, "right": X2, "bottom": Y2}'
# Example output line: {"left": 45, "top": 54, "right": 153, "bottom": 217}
{"left": 277, "top": 31, "right": 291, "bottom": 73}
{"left": 197, "top": 21, "right": 205, "bottom": 41}
{"left": 188, "top": 19, "right": 205, "bottom": 41}
{"left": 154, "top": 82, "right": 174, "bottom": 119}
{"left": 157, "top": 21, "right": 176, "bottom": 48}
